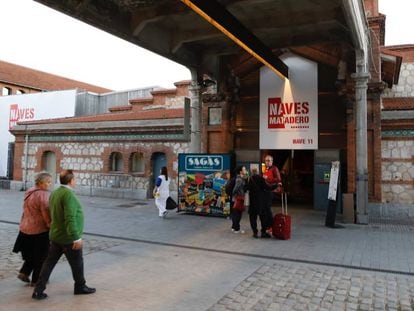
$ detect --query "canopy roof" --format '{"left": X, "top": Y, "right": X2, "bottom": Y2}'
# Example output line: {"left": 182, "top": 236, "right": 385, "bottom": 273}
{"left": 34, "top": 0, "right": 369, "bottom": 80}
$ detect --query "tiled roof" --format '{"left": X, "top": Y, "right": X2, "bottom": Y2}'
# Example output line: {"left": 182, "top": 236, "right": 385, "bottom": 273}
{"left": 0, "top": 60, "right": 112, "bottom": 93}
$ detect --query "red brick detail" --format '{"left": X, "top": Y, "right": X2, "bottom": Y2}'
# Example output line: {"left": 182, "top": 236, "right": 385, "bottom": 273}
{"left": 364, "top": 0, "right": 378, "bottom": 17}
{"left": 382, "top": 97, "right": 414, "bottom": 110}
{"left": 102, "top": 147, "right": 128, "bottom": 174}
{"left": 174, "top": 80, "right": 191, "bottom": 96}
{"left": 382, "top": 158, "right": 413, "bottom": 163}
{"left": 12, "top": 140, "right": 24, "bottom": 181}
{"left": 18, "top": 109, "right": 185, "bottom": 125}
{"left": 382, "top": 180, "right": 414, "bottom": 185}
{"left": 382, "top": 137, "right": 414, "bottom": 141}
{"left": 109, "top": 106, "right": 132, "bottom": 112}
{"left": 129, "top": 98, "right": 154, "bottom": 112}
{"left": 383, "top": 45, "right": 414, "bottom": 62}
{"left": 201, "top": 98, "right": 233, "bottom": 153}
{"left": 34, "top": 146, "right": 64, "bottom": 172}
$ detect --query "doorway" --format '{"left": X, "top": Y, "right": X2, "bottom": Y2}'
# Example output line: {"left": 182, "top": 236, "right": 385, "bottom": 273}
{"left": 150, "top": 152, "right": 167, "bottom": 197}
{"left": 261, "top": 150, "right": 314, "bottom": 204}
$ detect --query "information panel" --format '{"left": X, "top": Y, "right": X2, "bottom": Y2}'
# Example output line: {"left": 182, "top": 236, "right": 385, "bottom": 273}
{"left": 178, "top": 153, "right": 231, "bottom": 217}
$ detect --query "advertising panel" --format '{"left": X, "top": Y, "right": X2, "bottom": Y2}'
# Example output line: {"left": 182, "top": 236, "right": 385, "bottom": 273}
{"left": 260, "top": 52, "right": 318, "bottom": 149}
{"left": 0, "top": 90, "right": 77, "bottom": 177}
{"left": 178, "top": 153, "right": 232, "bottom": 217}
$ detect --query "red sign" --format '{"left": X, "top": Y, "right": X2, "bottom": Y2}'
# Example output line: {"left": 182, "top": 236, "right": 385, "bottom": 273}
{"left": 267, "top": 97, "right": 310, "bottom": 129}
{"left": 9, "top": 104, "right": 35, "bottom": 129}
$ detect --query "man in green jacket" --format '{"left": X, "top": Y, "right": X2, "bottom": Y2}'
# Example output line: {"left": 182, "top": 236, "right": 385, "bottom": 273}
{"left": 33, "top": 170, "right": 95, "bottom": 300}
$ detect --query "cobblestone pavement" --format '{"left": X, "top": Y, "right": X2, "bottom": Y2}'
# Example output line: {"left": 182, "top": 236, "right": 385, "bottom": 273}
{"left": 0, "top": 222, "right": 122, "bottom": 281}
{"left": 209, "top": 262, "right": 414, "bottom": 311}
{"left": 3, "top": 190, "right": 414, "bottom": 310}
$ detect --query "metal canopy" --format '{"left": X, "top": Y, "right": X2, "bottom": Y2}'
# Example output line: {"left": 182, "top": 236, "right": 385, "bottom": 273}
{"left": 34, "top": 0, "right": 358, "bottom": 79}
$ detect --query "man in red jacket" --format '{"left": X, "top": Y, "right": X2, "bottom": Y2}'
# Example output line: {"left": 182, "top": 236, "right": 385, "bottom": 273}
{"left": 262, "top": 155, "right": 283, "bottom": 237}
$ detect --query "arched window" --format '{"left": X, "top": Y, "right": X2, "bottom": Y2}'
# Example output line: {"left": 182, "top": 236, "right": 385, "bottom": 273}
{"left": 2, "top": 87, "right": 11, "bottom": 96}
{"left": 130, "top": 152, "right": 144, "bottom": 173}
{"left": 41, "top": 151, "right": 56, "bottom": 182}
{"left": 109, "top": 152, "right": 123, "bottom": 172}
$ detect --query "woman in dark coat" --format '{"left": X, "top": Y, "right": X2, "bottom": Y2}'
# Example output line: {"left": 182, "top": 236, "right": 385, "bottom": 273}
{"left": 247, "top": 168, "right": 277, "bottom": 238}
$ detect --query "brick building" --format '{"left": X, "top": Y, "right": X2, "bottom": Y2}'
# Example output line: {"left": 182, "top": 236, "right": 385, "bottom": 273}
{"left": 10, "top": 81, "right": 191, "bottom": 199}
{"left": 0, "top": 60, "right": 111, "bottom": 96}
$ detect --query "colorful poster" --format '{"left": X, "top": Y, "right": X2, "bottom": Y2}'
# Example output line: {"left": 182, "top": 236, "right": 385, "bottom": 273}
{"left": 178, "top": 153, "right": 232, "bottom": 216}
{"left": 259, "top": 52, "right": 318, "bottom": 149}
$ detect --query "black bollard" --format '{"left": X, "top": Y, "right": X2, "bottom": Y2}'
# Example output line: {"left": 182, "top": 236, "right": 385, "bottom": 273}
{"left": 325, "top": 199, "right": 337, "bottom": 228}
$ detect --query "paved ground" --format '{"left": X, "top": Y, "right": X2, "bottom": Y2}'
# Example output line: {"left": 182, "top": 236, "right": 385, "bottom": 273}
{"left": 1, "top": 189, "right": 414, "bottom": 310}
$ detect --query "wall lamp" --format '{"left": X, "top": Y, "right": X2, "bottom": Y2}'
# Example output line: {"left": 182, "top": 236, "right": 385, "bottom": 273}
{"left": 181, "top": 0, "right": 289, "bottom": 80}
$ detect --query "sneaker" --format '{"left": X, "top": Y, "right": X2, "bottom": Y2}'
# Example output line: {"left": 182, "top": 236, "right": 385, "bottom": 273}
{"left": 162, "top": 211, "right": 168, "bottom": 218}
{"left": 233, "top": 230, "right": 245, "bottom": 234}
{"left": 261, "top": 232, "right": 271, "bottom": 238}
{"left": 32, "top": 291, "right": 48, "bottom": 300}
{"left": 18, "top": 273, "right": 30, "bottom": 283}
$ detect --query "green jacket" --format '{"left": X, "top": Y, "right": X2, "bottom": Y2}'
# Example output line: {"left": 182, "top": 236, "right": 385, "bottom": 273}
{"left": 49, "top": 186, "right": 84, "bottom": 244}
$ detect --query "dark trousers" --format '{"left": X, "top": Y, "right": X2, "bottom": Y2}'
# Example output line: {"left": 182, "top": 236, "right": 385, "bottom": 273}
{"left": 249, "top": 212, "right": 268, "bottom": 234}
{"left": 35, "top": 241, "right": 86, "bottom": 293}
{"left": 18, "top": 232, "right": 49, "bottom": 284}
{"left": 231, "top": 209, "right": 243, "bottom": 231}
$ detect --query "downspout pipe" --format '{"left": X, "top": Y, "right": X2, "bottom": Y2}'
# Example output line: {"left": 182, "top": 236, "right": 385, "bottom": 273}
{"left": 23, "top": 125, "right": 29, "bottom": 191}
{"left": 342, "top": 0, "right": 370, "bottom": 224}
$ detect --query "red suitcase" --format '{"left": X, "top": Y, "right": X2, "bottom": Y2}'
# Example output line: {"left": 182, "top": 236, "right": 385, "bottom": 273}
{"left": 272, "top": 192, "right": 291, "bottom": 240}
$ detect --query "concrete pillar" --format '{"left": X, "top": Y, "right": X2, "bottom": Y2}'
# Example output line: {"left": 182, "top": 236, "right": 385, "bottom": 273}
{"left": 352, "top": 71, "right": 370, "bottom": 224}
{"left": 188, "top": 81, "right": 202, "bottom": 153}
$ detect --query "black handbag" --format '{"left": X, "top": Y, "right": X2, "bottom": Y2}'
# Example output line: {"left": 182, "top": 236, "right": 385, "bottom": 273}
{"left": 166, "top": 196, "right": 178, "bottom": 210}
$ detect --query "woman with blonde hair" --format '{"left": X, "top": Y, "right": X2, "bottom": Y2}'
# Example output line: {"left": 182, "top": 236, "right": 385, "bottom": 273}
{"left": 13, "top": 172, "right": 53, "bottom": 286}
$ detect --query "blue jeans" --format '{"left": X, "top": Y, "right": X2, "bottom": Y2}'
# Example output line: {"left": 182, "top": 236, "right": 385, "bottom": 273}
{"left": 35, "top": 241, "right": 86, "bottom": 293}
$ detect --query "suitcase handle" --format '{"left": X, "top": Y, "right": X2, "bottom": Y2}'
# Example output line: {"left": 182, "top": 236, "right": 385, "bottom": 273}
{"left": 281, "top": 192, "right": 288, "bottom": 215}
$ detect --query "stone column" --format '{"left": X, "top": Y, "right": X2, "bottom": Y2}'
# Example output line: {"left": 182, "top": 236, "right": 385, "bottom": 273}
{"left": 352, "top": 72, "right": 370, "bottom": 224}
{"left": 188, "top": 81, "right": 202, "bottom": 153}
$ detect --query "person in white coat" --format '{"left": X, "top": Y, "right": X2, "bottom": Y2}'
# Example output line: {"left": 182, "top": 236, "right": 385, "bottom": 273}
{"left": 153, "top": 166, "right": 170, "bottom": 217}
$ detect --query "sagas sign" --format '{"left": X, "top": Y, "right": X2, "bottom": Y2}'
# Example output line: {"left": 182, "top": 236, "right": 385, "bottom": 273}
{"left": 260, "top": 52, "right": 318, "bottom": 149}
{"left": 183, "top": 155, "right": 224, "bottom": 171}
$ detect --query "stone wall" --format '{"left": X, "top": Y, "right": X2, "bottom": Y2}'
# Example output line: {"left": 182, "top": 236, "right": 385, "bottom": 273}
{"left": 14, "top": 140, "right": 189, "bottom": 200}
{"left": 381, "top": 56, "right": 414, "bottom": 204}
{"left": 383, "top": 62, "right": 414, "bottom": 98}
{"left": 381, "top": 139, "right": 414, "bottom": 203}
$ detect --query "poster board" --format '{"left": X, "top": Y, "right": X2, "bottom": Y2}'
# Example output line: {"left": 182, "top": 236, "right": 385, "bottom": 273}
{"left": 259, "top": 52, "right": 318, "bottom": 149}
{"left": 178, "top": 153, "right": 231, "bottom": 216}
{"left": 328, "top": 161, "right": 340, "bottom": 201}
